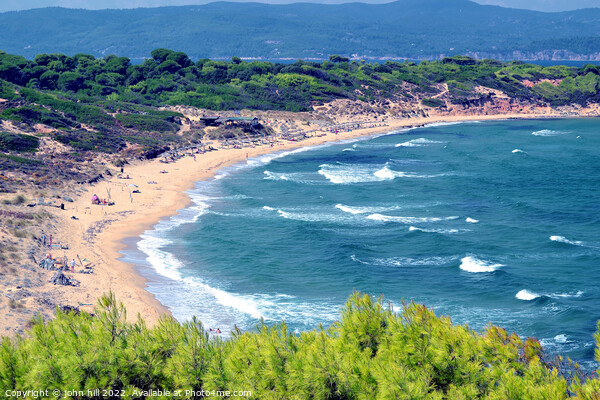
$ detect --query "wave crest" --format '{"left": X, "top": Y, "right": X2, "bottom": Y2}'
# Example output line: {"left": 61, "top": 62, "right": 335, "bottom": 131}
{"left": 532, "top": 129, "right": 568, "bottom": 137}
{"left": 459, "top": 256, "right": 502, "bottom": 273}
{"left": 395, "top": 138, "right": 444, "bottom": 147}
{"left": 351, "top": 254, "right": 457, "bottom": 267}
{"left": 516, "top": 289, "right": 540, "bottom": 301}
{"left": 409, "top": 226, "right": 459, "bottom": 234}
{"left": 264, "top": 170, "right": 290, "bottom": 181}
{"left": 367, "top": 213, "right": 458, "bottom": 224}
{"left": 550, "top": 235, "right": 585, "bottom": 247}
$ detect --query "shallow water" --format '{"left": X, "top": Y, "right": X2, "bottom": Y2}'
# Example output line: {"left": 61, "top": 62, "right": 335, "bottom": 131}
{"left": 127, "top": 118, "right": 600, "bottom": 369}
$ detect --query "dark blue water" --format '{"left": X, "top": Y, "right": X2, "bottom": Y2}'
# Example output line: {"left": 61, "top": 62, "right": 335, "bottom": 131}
{"left": 135, "top": 119, "right": 600, "bottom": 369}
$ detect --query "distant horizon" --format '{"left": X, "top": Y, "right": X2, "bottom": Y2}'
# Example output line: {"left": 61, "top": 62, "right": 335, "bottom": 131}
{"left": 0, "top": 0, "right": 599, "bottom": 13}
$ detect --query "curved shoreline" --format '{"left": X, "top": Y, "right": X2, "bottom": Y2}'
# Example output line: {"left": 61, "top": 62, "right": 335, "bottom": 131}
{"left": 42, "top": 112, "right": 581, "bottom": 326}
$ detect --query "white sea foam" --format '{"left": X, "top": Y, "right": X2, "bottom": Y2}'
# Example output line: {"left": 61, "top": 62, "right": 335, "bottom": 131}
{"left": 335, "top": 203, "right": 404, "bottom": 215}
{"left": 514, "top": 289, "right": 583, "bottom": 301}
{"left": 336, "top": 204, "right": 367, "bottom": 214}
{"left": 367, "top": 213, "right": 458, "bottom": 224}
{"left": 409, "top": 226, "right": 459, "bottom": 234}
{"left": 351, "top": 254, "right": 458, "bottom": 267}
{"left": 459, "top": 256, "right": 502, "bottom": 273}
{"left": 342, "top": 148, "right": 355, "bottom": 152}
{"left": 276, "top": 209, "right": 355, "bottom": 224}
{"left": 465, "top": 217, "right": 479, "bottom": 223}
{"left": 515, "top": 289, "right": 541, "bottom": 301}
{"left": 263, "top": 170, "right": 290, "bottom": 181}
{"left": 549, "top": 290, "right": 584, "bottom": 299}
{"left": 550, "top": 235, "right": 585, "bottom": 247}
{"left": 268, "top": 144, "right": 331, "bottom": 162}
{"left": 136, "top": 190, "right": 212, "bottom": 281}
{"left": 319, "top": 163, "right": 442, "bottom": 184}
{"left": 374, "top": 165, "right": 440, "bottom": 179}
{"left": 532, "top": 129, "right": 568, "bottom": 137}
{"left": 137, "top": 234, "right": 184, "bottom": 281}
{"left": 214, "top": 171, "right": 228, "bottom": 180}
{"left": 512, "top": 149, "right": 525, "bottom": 153}
{"left": 246, "top": 295, "right": 339, "bottom": 325}
{"left": 318, "top": 163, "right": 382, "bottom": 184}
{"left": 373, "top": 166, "right": 399, "bottom": 179}
{"left": 263, "top": 206, "right": 275, "bottom": 211}
{"left": 395, "top": 138, "right": 444, "bottom": 147}
{"left": 427, "top": 121, "right": 470, "bottom": 128}
{"left": 554, "top": 334, "right": 568, "bottom": 343}
{"left": 182, "top": 277, "right": 264, "bottom": 319}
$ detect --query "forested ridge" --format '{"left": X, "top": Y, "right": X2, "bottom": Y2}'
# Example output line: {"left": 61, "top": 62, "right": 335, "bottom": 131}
{"left": 1, "top": 48, "right": 600, "bottom": 183}
{"left": 1, "top": 1, "right": 600, "bottom": 60}
{"left": 2, "top": 47, "right": 600, "bottom": 171}
{"left": 2, "top": 49, "right": 600, "bottom": 114}
{"left": 1, "top": 292, "right": 599, "bottom": 399}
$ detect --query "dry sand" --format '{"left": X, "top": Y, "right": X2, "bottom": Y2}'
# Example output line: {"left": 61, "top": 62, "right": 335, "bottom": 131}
{"left": 3, "top": 111, "right": 573, "bottom": 328}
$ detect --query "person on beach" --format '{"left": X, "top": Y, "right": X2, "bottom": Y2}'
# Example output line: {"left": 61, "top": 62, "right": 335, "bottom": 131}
{"left": 70, "top": 259, "right": 76, "bottom": 272}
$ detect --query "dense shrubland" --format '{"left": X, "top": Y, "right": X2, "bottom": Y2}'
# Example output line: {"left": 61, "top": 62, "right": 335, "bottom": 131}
{"left": 1, "top": 49, "right": 600, "bottom": 185}
{"left": 1, "top": 50, "right": 600, "bottom": 117}
{"left": 0, "top": 292, "right": 598, "bottom": 399}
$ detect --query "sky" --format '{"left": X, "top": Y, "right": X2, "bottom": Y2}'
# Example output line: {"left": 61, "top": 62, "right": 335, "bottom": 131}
{"left": 0, "top": 0, "right": 598, "bottom": 13}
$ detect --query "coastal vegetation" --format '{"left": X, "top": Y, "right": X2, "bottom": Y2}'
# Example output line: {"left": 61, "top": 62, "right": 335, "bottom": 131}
{"left": 0, "top": 292, "right": 598, "bottom": 399}
{"left": 2, "top": 48, "right": 599, "bottom": 189}
{"left": 1, "top": 49, "right": 600, "bottom": 116}
{"left": 1, "top": 47, "right": 600, "bottom": 399}
{"left": 0, "top": 132, "right": 39, "bottom": 152}
{"left": 1, "top": 1, "right": 600, "bottom": 60}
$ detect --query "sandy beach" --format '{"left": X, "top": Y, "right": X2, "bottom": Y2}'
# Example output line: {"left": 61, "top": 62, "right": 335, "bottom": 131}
{"left": 0, "top": 110, "right": 585, "bottom": 331}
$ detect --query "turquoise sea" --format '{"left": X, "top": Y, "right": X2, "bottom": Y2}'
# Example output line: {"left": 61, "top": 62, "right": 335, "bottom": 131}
{"left": 124, "top": 118, "right": 600, "bottom": 369}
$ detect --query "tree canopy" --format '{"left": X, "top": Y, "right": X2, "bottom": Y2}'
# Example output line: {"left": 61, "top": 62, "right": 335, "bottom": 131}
{"left": 1, "top": 292, "right": 598, "bottom": 398}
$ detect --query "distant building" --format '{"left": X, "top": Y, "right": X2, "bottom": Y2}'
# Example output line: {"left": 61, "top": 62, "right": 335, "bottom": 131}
{"left": 224, "top": 117, "right": 259, "bottom": 126}
{"left": 200, "top": 115, "right": 259, "bottom": 127}
{"left": 200, "top": 116, "right": 221, "bottom": 126}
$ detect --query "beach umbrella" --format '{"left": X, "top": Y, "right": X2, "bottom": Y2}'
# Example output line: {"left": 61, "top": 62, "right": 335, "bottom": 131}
{"left": 128, "top": 184, "right": 138, "bottom": 188}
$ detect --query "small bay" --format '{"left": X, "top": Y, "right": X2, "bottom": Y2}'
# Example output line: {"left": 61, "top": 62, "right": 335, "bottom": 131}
{"left": 131, "top": 118, "right": 600, "bottom": 369}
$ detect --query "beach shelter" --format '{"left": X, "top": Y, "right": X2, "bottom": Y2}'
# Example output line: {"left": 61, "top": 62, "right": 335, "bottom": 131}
{"left": 49, "top": 270, "right": 71, "bottom": 285}
{"left": 49, "top": 270, "right": 80, "bottom": 286}
{"left": 128, "top": 184, "right": 138, "bottom": 188}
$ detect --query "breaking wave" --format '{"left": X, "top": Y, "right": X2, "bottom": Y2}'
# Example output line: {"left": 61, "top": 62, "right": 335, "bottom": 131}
{"left": 263, "top": 170, "right": 290, "bottom": 181}
{"left": 366, "top": 213, "right": 458, "bottom": 224}
{"left": 351, "top": 254, "right": 458, "bottom": 267}
{"left": 532, "top": 129, "right": 568, "bottom": 137}
{"left": 335, "top": 203, "right": 400, "bottom": 215}
{"left": 317, "top": 162, "right": 446, "bottom": 184}
{"left": 550, "top": 235, "right": 585, "bottom": 247}
{"left": 516, "top": 289, "right": 540, "bottom": 301}
{"left": 516, "top": 289, "right": 583, "bottom": 301}
{"left": 459, "top": 256, "right": 502, "bottom": 273}
{"left": 409, "top": 226, "right": 460, "bottom": 234}
{"left": 395, "top": 138, "right": 445, "bottom": 147}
